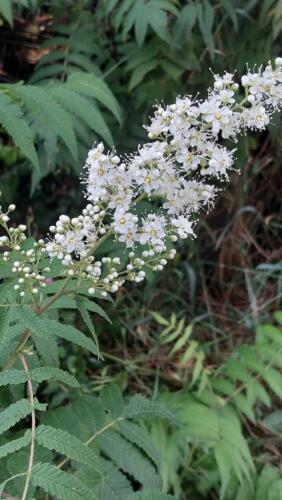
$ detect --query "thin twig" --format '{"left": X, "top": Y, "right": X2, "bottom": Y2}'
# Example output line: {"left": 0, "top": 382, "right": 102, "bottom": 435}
{"left": 57, "top": 417, "right": 125, "bottom": 469}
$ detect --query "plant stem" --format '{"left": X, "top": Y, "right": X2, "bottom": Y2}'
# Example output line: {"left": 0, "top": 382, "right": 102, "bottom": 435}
{"left": 57, "top": 417, "right": 125, "bottom": 469}
{"left": 18, "top": 353, "right": 36, "bottom": 500}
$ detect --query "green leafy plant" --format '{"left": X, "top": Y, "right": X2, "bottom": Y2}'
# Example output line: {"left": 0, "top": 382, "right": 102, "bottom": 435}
{"left": 146, "top": 311, "right": 282, "bottom": 498}
{"left": 0, "top": 76, "right": 122, "bottom": 188}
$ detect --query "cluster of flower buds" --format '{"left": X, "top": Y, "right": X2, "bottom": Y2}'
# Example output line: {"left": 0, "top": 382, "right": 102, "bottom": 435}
{"left": 1, "top": 59, "right": 281, "bottom": 299}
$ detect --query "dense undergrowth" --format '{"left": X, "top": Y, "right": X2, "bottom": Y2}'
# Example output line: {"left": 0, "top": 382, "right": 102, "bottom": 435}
{"left": 0, "top": 1, "right": 281, "bottom": 499}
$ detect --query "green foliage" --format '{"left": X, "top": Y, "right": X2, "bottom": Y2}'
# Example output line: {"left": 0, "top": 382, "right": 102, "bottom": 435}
{"left": 0, "top": 76, "right": 121, "bottom": 188}
{"left": 31, "top": 462, "right": 95, "bottom": 500}
{"left": 0, "top": 1, "right": 281, "bottom": 498}
{"left": 0, "top": 399, "right": 32, "bottom": 435}
{"left": 0, "top": 270, "right": 177, "bottom": 499}
{"left": 145, "top": 312, "right": 282, "bottom": 498}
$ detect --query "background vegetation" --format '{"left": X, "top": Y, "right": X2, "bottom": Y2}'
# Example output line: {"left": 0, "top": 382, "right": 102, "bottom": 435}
{"left": 0, "top": 0, "right": 281, "bottom": 498}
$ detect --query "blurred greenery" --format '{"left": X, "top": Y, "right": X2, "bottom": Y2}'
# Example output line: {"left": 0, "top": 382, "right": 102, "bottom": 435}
{"left": 0, "top": 0, "right": 282, "bottom": 498}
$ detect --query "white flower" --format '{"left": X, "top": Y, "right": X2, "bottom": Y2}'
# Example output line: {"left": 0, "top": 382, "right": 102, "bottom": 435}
{"left": 205, "top": 146, "right": 234, "bottom": 178}
{"left": 200, "top": 100, "right": 232, "bottom": 136}
{"left": 171, "top": 216, "right": 194, "bottom": 239}
{"left": 42, "top": 58, "right": 282, "bottom": 293}
{"left": 139, "top": 214, "right": 166, "bottom": 251}
{"left": 242, "top": 105, "right": 269, "bottom": 130}
{"left": 175, "top": 147, "right": 201, "bottom": 171}
{"left": 113, "top": 211, "right": 138, "bottom": 235}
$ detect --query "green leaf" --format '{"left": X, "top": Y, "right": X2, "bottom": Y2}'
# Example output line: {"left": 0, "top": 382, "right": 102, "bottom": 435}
{"left": 0, "top": 91, "right": 39, "bottom": 169}
{"left": 94, "top": 457, "right": 133, "bottom": 498}
{"left": 33, "top": 332, "right": 59, "bottom": 367}
{"left": 173, "top": 4, "right": 197, "bottom": 45}
{"left": 0, "top": 368, "right": 26, "bottom": 386}
{"left": 49, "top": 86, "right": 114, "bottom": 146}
{"left": 150, "top": 312, "right": 170, "bottom": 326}
{"left": 101, "top": 384, "right": 124, "bottom": 418}
{"left": 124, "top": 395, "right": 179, "bottom": 424}
{"left": 263, "top": 368, "right": 282, "bottom": 398}
{"left": 97, "top": 430, "right": 161, "bottom": 488}
{"left": 0, "top": 430, "right": 31, "bottom": 459}
{"left": 118, "top": 421, "right": 161, "bottom": 470}
{"left": 31, "top": 462, "right": 95, "bottom": 500}
{"left": 219, "top": 0, "right": 237, "bottom": 27}
{"left": 67, "top": 72, "right": 122, "bottom": 124}
{"left": 129, "top": 60, "right": 158, "bottom": 91}
{"left": 0, "top": 0, "right": 13, "bottom": 26}
{"left": 263, "top": 410, "right": 282, "bottom": 433}
{"left": 196, "top": 1, "right": 214, "bottom": 57}
{"left": 13, "top": 85, "right": 78, "bottom": 160}
{"left": 0, "top": 399, "right": 31, "bottom": 435}
{"left": 257, "top": 324, "right": 282, "bottom": 345}
{"left": 80, "top": 297, "right": 111, "bottom": 323}
{"left": 126, "top": 491, "right": 175, "bottom": 500}
{"left": 35, "top": 425, "right": 100, "bottom": 467}
{"left": 18, "top": 307, "right": 98, "bottom": 356}
{"left": 274, "top": 311, "right": 282, "bottom": 324}
{"left": 76, "top": 297, "right": 100, "bottom": 358}
{"left": 256, "top": 465, "right": 281, "bottom": 500}
{"left": 30, "top": 367, "right": 80, "bottom": 388}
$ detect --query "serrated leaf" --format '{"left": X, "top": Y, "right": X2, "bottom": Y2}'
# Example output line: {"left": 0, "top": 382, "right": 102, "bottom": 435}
{"left": 36, "top": 425, "right": 100, "bottom": 467}
{"left": 49, "top": 86, "right": 114, "bottom": 146}
{"left": 30, "top": 367, "right": 80, "bottom": 387}
{"left": 18, "top": 307, "right": 98, "bottom": 356}
{"left": 31, "top": 462, "right": 95, "bottom": 500}
{"left": 0, "top": 91, "right": 39, "bottom": 168}
{"left": 0, "top": 430, "right": 31, "bottom": 459}
{"left": 97, "top": 430, "right": 161, "bottom": 488}
{"left": 76, "top": 297, "right": 100, "bottom": 358}
{"left": 129, "top": 60, "right": 158, "bottom": 91}
{"left": 0, "top": 399, "right": 31, "bottom": 435}
{"left": 33, "top": 332, "right": 59, "bottom": 367}
{"left": 67, "top": 72, "right": 122, "bottom": 124}
{"left": 13, "top": 85, "right": 78, "bottom": 159}
{"left": 0, "top": 369, "right": 26, "bottom": 386}
{"left": 118, "top": 421, "right": 160, "bottom": 470}
{"left": 101, "top": 384, "right": 124, "bottom": 418}
{"left": 123, "top": 395, "right": 178, "bottom": 424}
{"left": 80, "top": 297, "right": 111, "bottom": 323}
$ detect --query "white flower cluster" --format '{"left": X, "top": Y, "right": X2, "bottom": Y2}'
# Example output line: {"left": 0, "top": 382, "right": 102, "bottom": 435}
{"left": 1, "top": 59, "right": 281, "bottom": 298}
